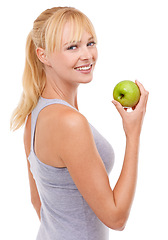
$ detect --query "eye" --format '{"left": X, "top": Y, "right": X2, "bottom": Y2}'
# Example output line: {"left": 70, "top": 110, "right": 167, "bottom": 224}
{"left": 67, "top": 45, "right": 78, "bottom": 50}
{"left": 87, "top": 41, "right": 96, "bottom": 47}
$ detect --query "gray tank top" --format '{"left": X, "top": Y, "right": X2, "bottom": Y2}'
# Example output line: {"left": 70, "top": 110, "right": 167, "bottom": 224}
{"left": 28, "top": 97, "right": 115, "bottom": 240}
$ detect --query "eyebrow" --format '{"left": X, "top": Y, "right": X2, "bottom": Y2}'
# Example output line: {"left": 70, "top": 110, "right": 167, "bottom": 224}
{"left": 63, "top": 37, "right": 95, "bottom": 47}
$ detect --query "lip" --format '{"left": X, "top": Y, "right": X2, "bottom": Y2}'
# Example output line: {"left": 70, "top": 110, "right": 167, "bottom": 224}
{"left": 74, "top": 63, "right": 92, "bottom": 69}
{"left": 74, "top": 63, "right": 94, "bottom": 74}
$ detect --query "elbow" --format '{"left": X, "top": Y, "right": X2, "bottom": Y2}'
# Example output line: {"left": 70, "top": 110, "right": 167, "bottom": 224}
{"left": 110, "top": 218, "right": 126, "bottom": 231}
{"left": 107, "top": 210, "right": 128, "bottom": 231}
{"left": 114, "top": 222, "right": 126, "bottom": 231}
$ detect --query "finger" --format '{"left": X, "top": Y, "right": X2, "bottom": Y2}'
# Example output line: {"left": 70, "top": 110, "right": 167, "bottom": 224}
{"left": 135, "top": 80, "right": 149, "bottom": 95}
{"left": 135, "top": 80, "right": 147, "bottom": 94}
{"left": 112, "top": 100, "right": 126, "bottom": 118}
{"left": 144, "top": 90, "right": 149, "bottom": 106}
{"left": 137, "top": 91, "right": 149, "bottom": 112}
{"left": 135, "top": 80, "right": 149, "bottom": 107}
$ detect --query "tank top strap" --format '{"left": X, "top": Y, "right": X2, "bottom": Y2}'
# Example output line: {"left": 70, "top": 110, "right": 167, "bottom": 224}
{"left": 30, "top": 97, "right": 78, "bottom": 151}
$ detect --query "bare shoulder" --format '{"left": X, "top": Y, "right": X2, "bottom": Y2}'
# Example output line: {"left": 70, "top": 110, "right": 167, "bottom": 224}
{"left": 43, "top": 103, "right": 85, "bottom": 120}
{"left": 51, "top": 105, "right": 91, "bottom": 143}
{"left": 37, "top": 104, "right": 87, "bottom": 132}
{"left": 58, "top": 106, "right": 89, "bottom": 130}
{"left": 34, "top": 104, "right": 89, "bottom": 167}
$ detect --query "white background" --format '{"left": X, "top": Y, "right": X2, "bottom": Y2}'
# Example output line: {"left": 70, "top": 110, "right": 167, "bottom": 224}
{"left": 1, "top": 0, "right": 168, "bottom": 239}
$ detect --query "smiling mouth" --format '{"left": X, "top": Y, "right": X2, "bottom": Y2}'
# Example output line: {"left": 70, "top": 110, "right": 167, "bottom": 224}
{"left": 74, "top": 63, "right": 93, "bottom": 72}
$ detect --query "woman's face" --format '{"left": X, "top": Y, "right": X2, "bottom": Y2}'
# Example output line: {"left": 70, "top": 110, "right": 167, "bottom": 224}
{"left": 46, "top": 22, "right": 98, "bottom": 86}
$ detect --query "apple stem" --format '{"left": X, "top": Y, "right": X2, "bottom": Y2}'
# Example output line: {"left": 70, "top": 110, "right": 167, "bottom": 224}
{"left": 120, "top": 94, "right": 124, "bottom": 99}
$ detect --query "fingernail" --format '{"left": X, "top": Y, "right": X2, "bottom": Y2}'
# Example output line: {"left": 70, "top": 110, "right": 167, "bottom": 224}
{"left": 112, "top": 100, "right": 117, "bottom": 105}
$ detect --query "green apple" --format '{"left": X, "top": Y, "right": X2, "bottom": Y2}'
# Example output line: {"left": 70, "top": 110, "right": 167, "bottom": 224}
{"left": 113, "top": 80, "right": 140, "bottom": 107}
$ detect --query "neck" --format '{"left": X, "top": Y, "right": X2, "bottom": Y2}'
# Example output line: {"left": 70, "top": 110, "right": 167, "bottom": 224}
{"left": 42, "top": 75, "right": 79, "bottom": 110}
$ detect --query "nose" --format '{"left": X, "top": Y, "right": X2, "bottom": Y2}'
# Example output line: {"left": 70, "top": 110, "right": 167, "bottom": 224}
{"left": 80, "top": 46, "right": 92, "bottom": 61}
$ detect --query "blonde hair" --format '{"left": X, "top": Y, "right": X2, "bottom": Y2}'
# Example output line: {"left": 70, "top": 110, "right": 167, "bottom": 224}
{"left": 10, "top": 7, "right": 97, "bottom": 131}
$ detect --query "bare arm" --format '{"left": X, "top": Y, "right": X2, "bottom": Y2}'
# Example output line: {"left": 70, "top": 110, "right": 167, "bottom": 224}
{"left": 112, "top": 81, "right": 149, "bottom": 222}
{"left": 24, "top": 114, "right": 41, "bottom": 220}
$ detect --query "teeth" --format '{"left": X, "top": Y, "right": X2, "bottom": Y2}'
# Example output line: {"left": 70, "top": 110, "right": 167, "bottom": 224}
{"left": 75, "top": 65, "right": 92, "bottom": 71}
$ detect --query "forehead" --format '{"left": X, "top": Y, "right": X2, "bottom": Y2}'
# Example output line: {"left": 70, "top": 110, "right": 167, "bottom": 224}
{"left": 61, "top": 21, "right": 93, "bottom": 44}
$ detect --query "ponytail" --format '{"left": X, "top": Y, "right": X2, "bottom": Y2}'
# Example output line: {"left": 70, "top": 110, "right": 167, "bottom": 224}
{"left": 10, "top": 31, "right": 46, "bottom": 131}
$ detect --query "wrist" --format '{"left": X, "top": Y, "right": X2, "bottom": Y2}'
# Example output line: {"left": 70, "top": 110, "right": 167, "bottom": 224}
{"left": 125, "top": 133, "right": 140, "bottom": 144}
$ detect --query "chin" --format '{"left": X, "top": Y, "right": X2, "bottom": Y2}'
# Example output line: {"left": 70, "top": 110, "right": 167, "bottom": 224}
{"left": 80, "top": 77, "right": 93, "bottom": 84}
{"left": 79, "top": 73, "right": 94, "bottom": 83}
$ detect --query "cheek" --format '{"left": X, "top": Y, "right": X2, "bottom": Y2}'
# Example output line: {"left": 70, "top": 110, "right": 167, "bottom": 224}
{"left": 59, "top": 54, "right": 77, "bottom": 69}
{"left": 93, "top": 48, "right": 98, "bottom": 62}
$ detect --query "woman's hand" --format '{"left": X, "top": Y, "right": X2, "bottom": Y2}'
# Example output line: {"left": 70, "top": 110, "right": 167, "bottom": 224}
{"left": 112, "top": 80, "right": 149, "bottom": 139}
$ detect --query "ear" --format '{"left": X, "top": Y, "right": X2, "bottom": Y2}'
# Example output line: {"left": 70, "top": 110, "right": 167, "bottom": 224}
{"left": 36, "top": 47, "right": 50, "bottom": 66}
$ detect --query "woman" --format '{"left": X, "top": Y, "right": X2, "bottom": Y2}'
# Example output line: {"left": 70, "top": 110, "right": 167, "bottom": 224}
{"left": 10, "top": 7, "right": 149, "bottom": 240}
